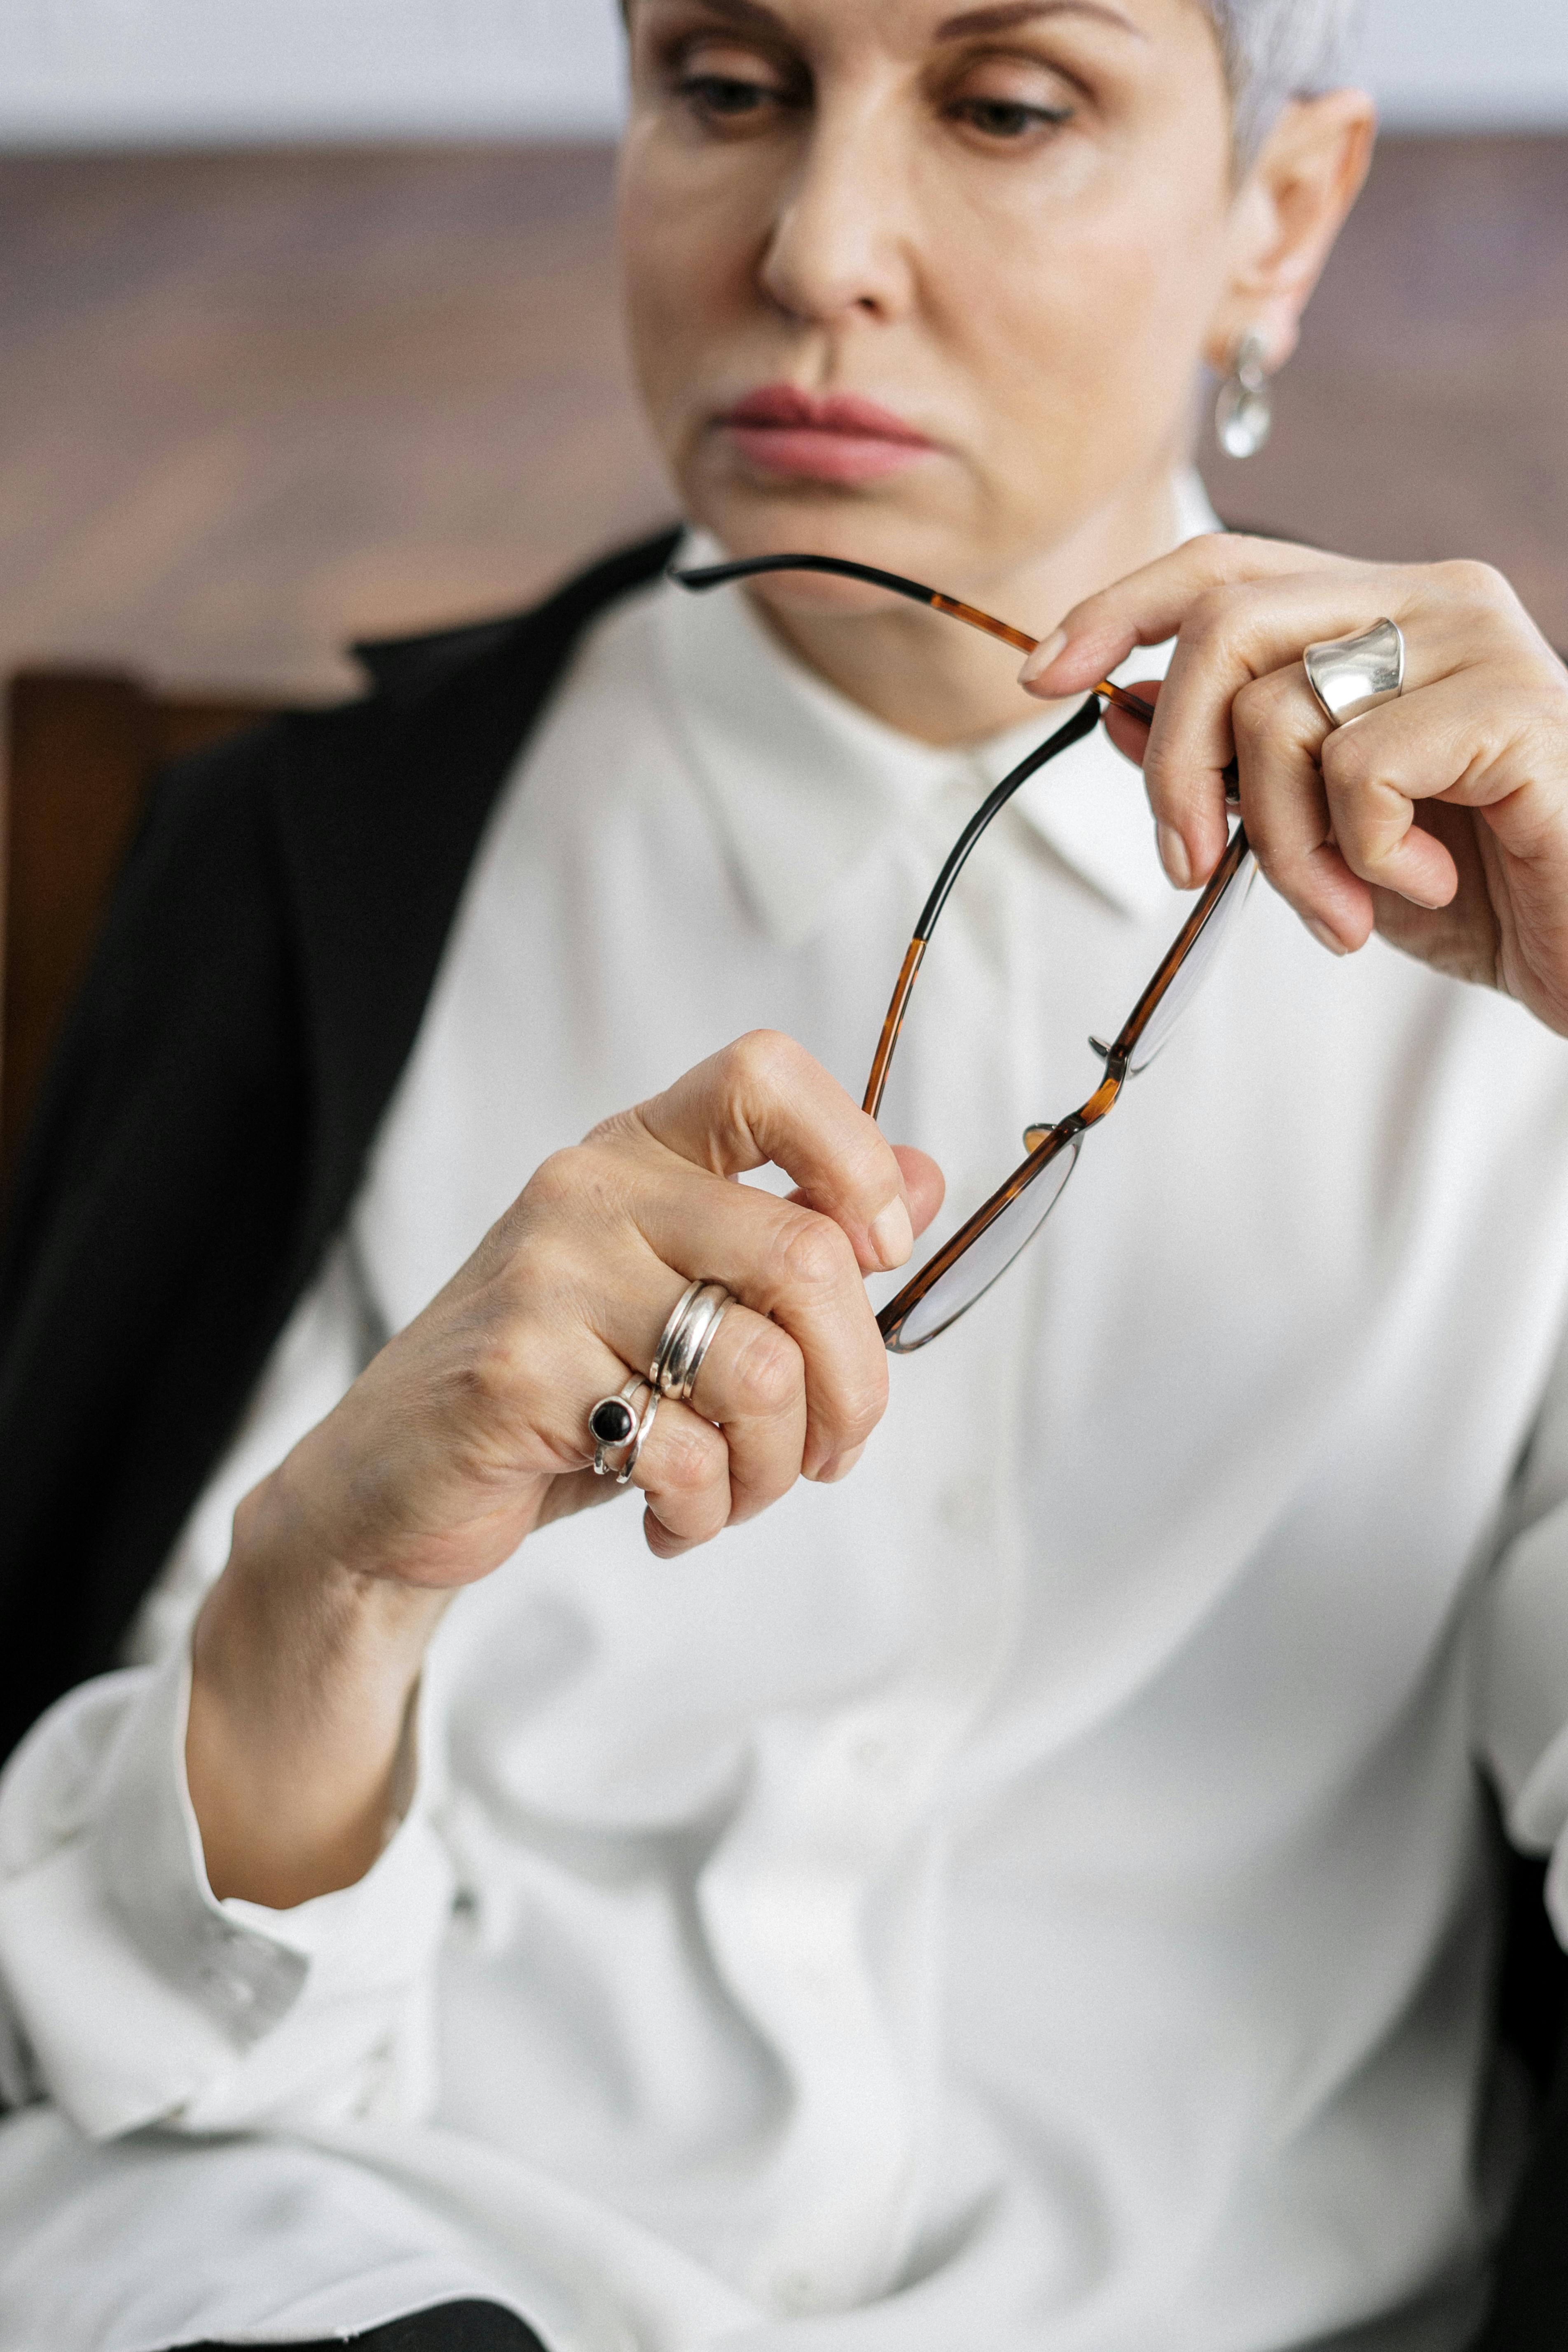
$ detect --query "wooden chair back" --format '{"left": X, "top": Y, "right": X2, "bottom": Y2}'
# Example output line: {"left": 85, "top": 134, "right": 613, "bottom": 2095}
{"left": 1, "top": 669, "right": 277, "bottom": 1186}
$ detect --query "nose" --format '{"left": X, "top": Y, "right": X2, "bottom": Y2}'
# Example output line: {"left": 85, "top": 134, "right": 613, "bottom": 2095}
{"left": 758, "top": 92, "right": 918, "bottom": 329}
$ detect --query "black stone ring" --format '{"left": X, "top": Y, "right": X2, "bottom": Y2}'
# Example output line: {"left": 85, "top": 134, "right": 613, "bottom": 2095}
{"left": 589, "top": 1377, "right": 658, "bottom": 1483}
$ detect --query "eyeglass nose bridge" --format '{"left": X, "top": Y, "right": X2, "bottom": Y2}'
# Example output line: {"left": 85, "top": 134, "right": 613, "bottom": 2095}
{"left": 1021, "top": 1048, "right": 1128, "bottom": 1154}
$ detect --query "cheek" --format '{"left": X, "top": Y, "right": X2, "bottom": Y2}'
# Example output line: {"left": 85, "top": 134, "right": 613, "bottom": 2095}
{"left": 618, "top": 129, "right": 761, "bottom": 419}
{"left": 950, "top": 167, "right": 1229, "bottom": 478}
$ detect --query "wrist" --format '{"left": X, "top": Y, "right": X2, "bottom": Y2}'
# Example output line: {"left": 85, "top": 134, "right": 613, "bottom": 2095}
{"left": 216, "top": 1458, "right": 451, "bottom": 1693}
{"left": 188, "top": 1465, "right": 451, "bottom": 1905}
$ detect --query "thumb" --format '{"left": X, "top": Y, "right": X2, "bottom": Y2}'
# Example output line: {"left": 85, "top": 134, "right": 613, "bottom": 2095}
{"left": 889, "top": 1145, "right": 945, "bottom": 1237}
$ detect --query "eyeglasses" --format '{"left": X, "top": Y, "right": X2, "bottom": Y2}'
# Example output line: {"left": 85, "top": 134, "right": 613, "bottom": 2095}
{"left": 672, "top": 552, "right": 1257, "bottom": 1353}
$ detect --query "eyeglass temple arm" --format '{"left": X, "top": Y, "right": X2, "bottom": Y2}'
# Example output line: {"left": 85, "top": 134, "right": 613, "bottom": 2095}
{"left": 862, "top": 696, "right": 1102, "bottom": 1119}
{"left": 672, "top": 552, "right": 1242, "bottom": 805}
{"left": 671, "top": 549, "right": 1156, "bottom": 726}
{"left": 671, "top": 553, "right": 1241, "bottom": 1121}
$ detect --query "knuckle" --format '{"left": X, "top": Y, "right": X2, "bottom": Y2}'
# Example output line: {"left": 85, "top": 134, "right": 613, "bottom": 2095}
{"left": 1231, "top": 670, "right": 1288, "bottom": 744}
{"left": 774, "top": 1208, "right": 857, "bottom": 1297}
{"left": 728, "top": 1321, "right": 804, "bottom": 1418}
{"left": 1319, "top": 727, "right": 1372, "bottom": 795}
{"left": 1433, "top": 557, "right": 1514, "bottom": 615}
{"left": 724, "top": 1027, "right": 804, "bottom": 1094}
{"left": 522, "top": 1144, "right": 600, "bottom": 1218}
{"left": 1185, "top": 581, "right": 1247, "bottom": 648}
{"left": 836, "top": 1366, "right": 889, "bottom": 1446}
{"left": 443, "top": 1320, "right": 528, "bottom": 1424}
{"left": 652, "top": 1416, "right": 725, "bottom": 1500}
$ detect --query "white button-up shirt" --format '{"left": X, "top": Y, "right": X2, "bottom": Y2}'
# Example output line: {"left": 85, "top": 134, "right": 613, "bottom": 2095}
{"left": 5, "top": 480, "right": 1568, "bottom": 2352}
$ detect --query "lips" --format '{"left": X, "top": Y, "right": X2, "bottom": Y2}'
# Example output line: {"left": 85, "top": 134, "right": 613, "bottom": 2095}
{"left": 716, "top": 383, "right": 937, "bottom": 483}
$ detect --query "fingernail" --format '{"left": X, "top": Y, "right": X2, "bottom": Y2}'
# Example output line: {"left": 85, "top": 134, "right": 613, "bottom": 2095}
{"left": 821, "top": 1443, "right": 867, "bottom": 1484}
{"left": 1018, "top": 627, "right": 1067, "bottom": 688}
{"left": 1305, "top": 916, "right": 1349, "bottom": 957}
{"left": 1156, "top": 824, "right": 1192, "bottom": 889}
{"left": 870, "top": 1198, "right": 914, "bottom": 1271}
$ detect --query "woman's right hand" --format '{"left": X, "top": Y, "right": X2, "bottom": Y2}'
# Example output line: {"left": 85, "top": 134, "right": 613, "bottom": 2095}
{"left": 188, "top": 1032, "right": 943, "bottom": 1905}
{"left": 271, "top": 1026, "right": 942, "bottom": 1578}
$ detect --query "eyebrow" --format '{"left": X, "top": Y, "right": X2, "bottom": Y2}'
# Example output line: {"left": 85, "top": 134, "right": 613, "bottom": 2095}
{"left": 655, "top": 0, "right": 1146, "bottom": 39}
{"left": 935, "top": 1, "right": 1145, "bottom": 38}
{"left": 661, "top": 0, "right": 792, "bottom": 31}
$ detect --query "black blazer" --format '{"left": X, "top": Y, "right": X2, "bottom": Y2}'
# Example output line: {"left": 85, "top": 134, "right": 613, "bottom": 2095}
{"left": 0, "top": 525, "right": 679, "bottom": 1755}
{"left": 0, "top": 526, "right": 1562, "bottom": 2342}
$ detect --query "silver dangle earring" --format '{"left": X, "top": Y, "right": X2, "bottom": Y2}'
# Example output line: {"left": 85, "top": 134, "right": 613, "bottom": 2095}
{"left": 1214, "top": 329, "right": 1272, "bottom": 459}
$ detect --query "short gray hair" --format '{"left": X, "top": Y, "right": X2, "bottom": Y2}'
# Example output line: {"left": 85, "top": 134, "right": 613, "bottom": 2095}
{"left": 1203, "top": 0, "right": 1363, "bottom": 164}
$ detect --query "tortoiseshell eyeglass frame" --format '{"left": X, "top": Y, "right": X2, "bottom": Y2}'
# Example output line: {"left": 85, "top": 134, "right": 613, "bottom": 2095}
{"left": 670, "top": 551, "right": 1252, "bottom": 1353}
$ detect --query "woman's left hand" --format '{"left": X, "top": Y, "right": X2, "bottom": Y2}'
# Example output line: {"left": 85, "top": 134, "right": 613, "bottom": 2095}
{"left": 1019, "top": 535, "right": 1568, "bottom": 1036}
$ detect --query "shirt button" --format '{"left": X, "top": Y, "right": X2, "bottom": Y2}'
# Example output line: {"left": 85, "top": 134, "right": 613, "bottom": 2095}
{"left": 198, "top": 1961, "right": 257, "bottom": 2010}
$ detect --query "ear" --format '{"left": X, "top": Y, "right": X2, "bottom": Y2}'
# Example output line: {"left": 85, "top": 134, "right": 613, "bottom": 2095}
{"left": 1205, "top": 88, "right": 1376, "bottom": 377}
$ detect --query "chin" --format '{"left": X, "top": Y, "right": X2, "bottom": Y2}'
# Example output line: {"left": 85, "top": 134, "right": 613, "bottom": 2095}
{"left": 686, "top": 464, "right": 989, "bottom": 601}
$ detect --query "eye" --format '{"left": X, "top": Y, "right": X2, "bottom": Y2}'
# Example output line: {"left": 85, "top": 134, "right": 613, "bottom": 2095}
{"left": 679, "top": 71, "right": 777, "bottom": 119}
{"left": 948, "top": 94, "right": 1073, "bottom": 140}
{"left": 665, "top": 34, "right": 803, "bottom": 133}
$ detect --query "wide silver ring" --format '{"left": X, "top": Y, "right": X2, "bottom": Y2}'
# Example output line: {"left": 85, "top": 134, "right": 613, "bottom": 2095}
{"left": 651, "top": 1278, "right": 734, "bottom": 1404}
{"left": 1302, "top": 618, "right": 1405, "bottom": 729}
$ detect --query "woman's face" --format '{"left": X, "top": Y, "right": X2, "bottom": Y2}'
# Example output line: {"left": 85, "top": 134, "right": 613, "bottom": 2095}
{"left": 618, "top": 0, "right": 1242, "bottom": 607}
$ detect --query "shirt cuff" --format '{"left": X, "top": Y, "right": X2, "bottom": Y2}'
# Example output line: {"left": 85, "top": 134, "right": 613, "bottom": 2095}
{"left": 0, "top": 1642, "right": 453, "bottom": 2139}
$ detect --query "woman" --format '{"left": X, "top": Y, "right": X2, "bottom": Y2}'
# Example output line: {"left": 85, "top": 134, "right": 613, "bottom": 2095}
{"left": 3, "top": 1, "right": 1568, "bottom": 2345}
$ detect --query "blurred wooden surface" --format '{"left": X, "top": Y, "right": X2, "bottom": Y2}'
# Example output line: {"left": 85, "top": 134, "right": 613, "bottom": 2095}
{"left": 0, "top": 133, "right": 1564, "bottom": 704}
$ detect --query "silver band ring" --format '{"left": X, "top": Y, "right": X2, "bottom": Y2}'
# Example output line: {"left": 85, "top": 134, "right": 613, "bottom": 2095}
{"left": 651, "top": 1278, "right": 735, "bottom": 1404}
{"left": 588, "top": 1277, "right": 737, "bottom": 1487}
{"left": 1302, "top": 618, "right": 1405, "bottom": 729}
{"left": 649, "top": 1280, "right": 705, "bottom": 1391}
{"left": 677, "top": 1287, "right": 732, "bottom": 1404}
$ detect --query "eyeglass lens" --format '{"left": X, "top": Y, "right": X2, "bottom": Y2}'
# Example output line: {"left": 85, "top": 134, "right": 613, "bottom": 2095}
{"left": 1123, "top": 847, "right": 1258, "bottom": 1074}
{"left": 884, "top": 836, "right": 1257, "bottom": 1351}
{"left": 887, "top": 1136, "right": 1082, "bottom": 1350}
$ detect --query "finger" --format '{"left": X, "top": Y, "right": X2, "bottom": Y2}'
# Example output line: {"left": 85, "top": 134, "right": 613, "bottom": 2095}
{"left": 679, "top": 1297, "right": 807, "bottom": 1523}
{"left": 1093, "top": 668, "right": 1375, "bottom": 948}
{"left": 889, "top": 1144, "right": 945, "bottom": 1236}
{"left": 1229, "top": 664, "right": 1376, "bottom": 950}
{"left": 1023, "top": 544, "right": 1416, "bottom": 889}
{"left": 1100, "top": 678, "right": 1208, "bottom": 891}
{"left": 1018, "top": 533, "right": 1347, "bottom": 700}
{"left": 633, "top": 1395, "right": 735, "bottom": 1558}
{"left": 616, "top": 1030, "right": 926, "bottom": 1276}
{"left": 1072, "top": 563, "right": 1536, "bottom": 895}
{"left": 1100, "top": 676, "right": 1165, "bottom": 771}
{"left": 550, "top": 1204, "right": 808, "bottom": 1514}
{"left": 539, "top": 1299, "right": 800, "bottom": 1559}
{"left": 787, "top": 1142, "right": 945, "bottom": 1237}
{"left": 506, "top": 1314, "right": 735, "bottom": 1554}
{"left": 1365, "top": 800, "right": 1505, "bottom": 988}
{"left": 623, "top": 1172, "right": 888, "bottom": 1482}
{"left": 1137, "top": 570, "right": 1425, "bottom": 887}
{"left": 545, "top": 1316, "right": 740, "bottom": 1558}
{"left": 1316, "top": 679, "right": 1494, "bottom": 909}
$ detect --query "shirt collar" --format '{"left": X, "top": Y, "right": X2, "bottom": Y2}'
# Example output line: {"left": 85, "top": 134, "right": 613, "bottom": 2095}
{"left": 653, "top": 473, "right": 1223, "bottom": 948}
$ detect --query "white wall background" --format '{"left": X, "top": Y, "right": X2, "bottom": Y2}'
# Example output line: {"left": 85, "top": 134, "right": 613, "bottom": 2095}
{"left": 2, "top": 0, "right": 1566, "bottom": 147}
